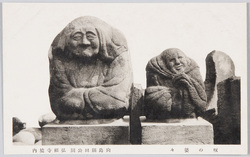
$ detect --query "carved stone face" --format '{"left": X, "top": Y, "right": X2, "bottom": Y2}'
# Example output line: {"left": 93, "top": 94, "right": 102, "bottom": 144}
{"left": 66, "top": 24, "right": 99, "bottom": 58}
{"left": 165, "top": 50, "right": 188, "bottom": 74}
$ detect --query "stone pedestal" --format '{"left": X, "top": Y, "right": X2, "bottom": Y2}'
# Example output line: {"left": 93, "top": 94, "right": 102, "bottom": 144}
{"left": 141, "top": 117, "right": 213, "bottom": 144}
{"left": 42, "top": 118, "right": 129, "bottom": 145}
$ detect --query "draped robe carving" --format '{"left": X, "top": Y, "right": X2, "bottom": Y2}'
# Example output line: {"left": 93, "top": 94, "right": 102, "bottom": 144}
{"left": 145, "top": 48, "right": 207, "bottom": 119}
{"left": 49, "top": 16, "right": 133, "bottom": 120}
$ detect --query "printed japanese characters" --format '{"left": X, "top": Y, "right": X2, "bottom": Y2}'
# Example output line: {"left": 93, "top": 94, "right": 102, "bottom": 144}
{"left": 48, "top": 16, "right": 133, "bottom": 120}
{"left": 144, "top": 48, "right": 207, "bottom": 119}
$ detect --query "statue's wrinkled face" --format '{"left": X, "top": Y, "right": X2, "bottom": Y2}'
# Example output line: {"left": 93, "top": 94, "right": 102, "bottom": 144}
{"left": 67, "top": 24, "right": 99, "bottom": 58}
{"left": 165, "top": 50, "right": 188, "bottom": 74}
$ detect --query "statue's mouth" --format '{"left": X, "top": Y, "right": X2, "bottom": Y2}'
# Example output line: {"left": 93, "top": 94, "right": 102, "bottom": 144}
{"left": 80, "top": 46, "right": 91, "bottom": 51}
{"left": 75, "top": 46, "right": 93, "bottom": 54}
{"left": 73, "top": 46, "right": 98, "bottom": 58}
{"left": 175, "top": 65, "right": 183, "bottom": 70}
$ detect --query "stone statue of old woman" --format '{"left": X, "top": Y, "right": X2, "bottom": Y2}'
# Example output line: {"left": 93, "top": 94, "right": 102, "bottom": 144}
{"left": 48, "top": 16, "right": 133, "bottom": 120}
{"left": 145, "top": 48, "right": 207, "bottom": 119}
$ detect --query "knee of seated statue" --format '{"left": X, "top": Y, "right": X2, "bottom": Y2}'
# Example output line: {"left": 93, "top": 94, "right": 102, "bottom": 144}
{"left": 52, "top": 96, "right": 85, "bottom": 120}
{"left": 144, "top": 86, "right": 172, "bottom": 119}
{"left": 62, "top": 96, "right": 85, "bottom": 110}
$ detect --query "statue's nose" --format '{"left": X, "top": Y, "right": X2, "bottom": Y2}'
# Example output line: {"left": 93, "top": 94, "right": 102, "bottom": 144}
{"left": 82, "top": 36, "right": 91, "bottom": 45}
{"left": 175, "top": 58, "right": 181, "bottom": 64}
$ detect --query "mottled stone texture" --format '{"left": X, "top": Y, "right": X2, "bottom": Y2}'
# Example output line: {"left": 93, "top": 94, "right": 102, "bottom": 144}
{"left": 13, "top": 117, "right": 26, "bottom": 136}
{"left": 13, "top": 131, "right": 35, "bottom": 145}
{"left": 145, "top": 48, "right": 207, "bottom": 119}
{"left": 41, "top": 83, "right": 144, "bottom": 145}
{"left": 129, "top": 84, "right": 144, "bottom": 144}
{"left": 204, "top": 50, "right": 235, "bottom": 113}
{"left": 49, "top": 16, "right": 133, "bottom": 120}
{"left": 13, "top": 128, "right": 42, "bottom": 145}
{"left": 38, "top": 113, "right": 56, "bottom": 127}
{"left": 42, "top": 119, "right": 129, "bottom": 145}
{"left": 215, "top": 77, "right": 241, "bottom": 144}
{"left": 141, "top": 117, "right": 213, "bottom": 144}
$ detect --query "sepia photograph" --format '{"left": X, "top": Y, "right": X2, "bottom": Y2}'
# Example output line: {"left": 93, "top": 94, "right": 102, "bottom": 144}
{"left": 2, "top": 2, "right": 248, "bottom": 154}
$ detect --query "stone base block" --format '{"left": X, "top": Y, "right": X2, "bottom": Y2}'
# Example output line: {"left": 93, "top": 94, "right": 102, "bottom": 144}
{"left": 141, "top": 117, "right": 213, "bottom": 144}
{"left": 42, "top": 118, "right": 129, "bottom": 145}
{"left": 216, "top": 77, "right": 241, "bottom": 144}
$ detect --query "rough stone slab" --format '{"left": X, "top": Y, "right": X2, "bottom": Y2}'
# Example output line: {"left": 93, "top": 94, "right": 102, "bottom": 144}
{"left": 141, "top": 117, "right": 213, "bottom": 144}
{"left": 42, "top": 118, "right": 129, "bottom": 145}
{"left": 130, "top": 84, "right": 144, "bottom": 144}
{"left": 204, "top": 50, "right": 235, "bottom": 113}
{"left": 216, "top": 77, "right": 241, "bottom": 144}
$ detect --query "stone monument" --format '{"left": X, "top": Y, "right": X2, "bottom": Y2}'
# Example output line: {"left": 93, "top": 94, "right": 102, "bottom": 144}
{"left": 144, "top": 48, "right": 207, "bottom": 119}
{"left": 216, "top": 77, "right": 241, "bottom": 144}
{"left": 43, "top": 16, "right": 133, "bottom": 145}
{"left": 48, "top": 16, "right": 133, "bottom": 120}
{"left": 203, "top": 50, "right": 240, "bottom": 144}
{"left": 140, "top": 48, "right": 213, "bottom": 144}
{"left": 204, "top": 50, "right": 235, "bottom": 113}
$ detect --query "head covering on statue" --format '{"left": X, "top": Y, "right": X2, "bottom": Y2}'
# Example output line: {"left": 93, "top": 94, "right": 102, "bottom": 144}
{"left": 48, "top": 16, "right": 133, "bottom": 120}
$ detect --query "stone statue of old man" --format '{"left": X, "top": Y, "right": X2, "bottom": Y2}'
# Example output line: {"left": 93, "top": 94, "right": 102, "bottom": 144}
{"left": 48, "top": 16, "right": 133, "bottom": 120}
{"left": 145, "top": 48, "right": 207, "bottom": 119}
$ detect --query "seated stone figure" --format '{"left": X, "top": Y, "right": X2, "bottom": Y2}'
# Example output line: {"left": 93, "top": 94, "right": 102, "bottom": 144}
{"left": 48, "top": 16, "right": 133, "bottom": 120}
{"left": 145, "top": 48, "right": 207, "bottom": 119}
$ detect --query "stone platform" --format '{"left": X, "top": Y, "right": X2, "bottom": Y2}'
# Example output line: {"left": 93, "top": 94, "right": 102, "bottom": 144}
{"left": 140, "top": 117, "right": 213, "bottom": 144}
{"left": 42, "top": 118, "right": 130, "bottom": 145}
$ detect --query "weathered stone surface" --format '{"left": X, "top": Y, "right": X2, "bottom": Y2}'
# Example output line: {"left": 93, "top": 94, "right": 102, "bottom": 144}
{"left": 42, "top": 118, "right": 129, "bottom": 145}
{"left": 13, "top": 128, "right": 41, "bottom": 145}
{"left": 13, "top": 131, "right": 35, "bottom": 145}
{"left": 49, "top": 16, "right": 133, "bottom": 120}
{"left": 23, "top": 128, "right": 42, "bottom": 142}
{"left": 204, "top": 50, "right": 235, "bottom": 113}
{"left": 38, "top": 112, "right": 56, "bottom": 127}
{"left": 13, "top": 117, "right": 26, "bottom": 136}
{"left": 145, "top": 48, "right": 207, "bottom": 119}
{"left": 141, "top": 117, "right": 213, "bottom": 144}
{"left": 129, "top": 84, "right": 144, "bottom": 144}
{"left": 215, "top": 77, "right": 241, "bottom": 144}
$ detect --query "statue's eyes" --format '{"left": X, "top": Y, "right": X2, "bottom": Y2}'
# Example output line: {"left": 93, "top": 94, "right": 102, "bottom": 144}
{"left": 170, "top": 59, "right": 175, "bottom": 62}
{"left": 86, "top": 33, "right": 96, "bottom": 40}
{"left": 73, "top": 33, "right": 83, "bottom": 41}
{"left": 178, "top": 56, "right": 183, "bottom": 59}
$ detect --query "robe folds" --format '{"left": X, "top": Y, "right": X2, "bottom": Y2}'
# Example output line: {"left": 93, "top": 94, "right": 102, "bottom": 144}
{"left": 48, "top": 16, "right": 133, "bottom": 120}
{"left": 145, "top": 53, "right": 207, "bottom": 119}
